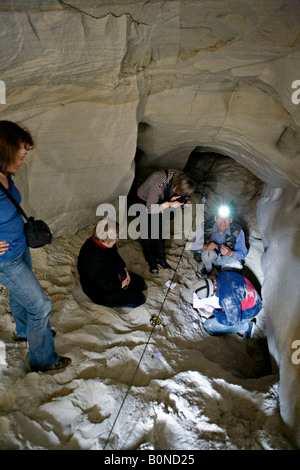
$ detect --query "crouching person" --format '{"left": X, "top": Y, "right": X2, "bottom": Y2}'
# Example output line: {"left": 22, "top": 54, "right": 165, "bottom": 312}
{"left": 193, "top": 270, "right": 262, "bottom": 339}
{"left": 77, "top": 218, "right": 146, "bottom": 308}
{"left": 192, "top": 205, "right": 247, "bottom": 275}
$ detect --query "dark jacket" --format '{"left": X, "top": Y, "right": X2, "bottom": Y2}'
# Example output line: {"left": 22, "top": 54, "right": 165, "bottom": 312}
{"left": 77, "top": 237, "right": 126, "bottom": 305}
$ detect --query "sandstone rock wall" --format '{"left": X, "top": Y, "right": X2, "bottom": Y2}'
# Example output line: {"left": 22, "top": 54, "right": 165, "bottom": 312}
{"left": 0, "top": 0, "right": 299, "bottom": 233}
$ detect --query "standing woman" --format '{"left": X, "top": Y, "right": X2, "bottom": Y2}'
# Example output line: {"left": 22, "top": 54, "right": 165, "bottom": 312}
{"left": 137, "top": 169, "right": 196, "bottom": 274}
{"left": 0, "top": 120, "right": 71, "bottom": 373}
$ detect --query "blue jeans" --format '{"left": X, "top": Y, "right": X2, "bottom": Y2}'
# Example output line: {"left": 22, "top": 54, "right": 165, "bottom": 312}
{"left": 203, "top": 316, "right": 251, "bottom": 336}
{"left": 201, "top": 251, "right": 242, "bottom": 271}
{"left": 0, "top": 248, "right": 59, "bottom": 371}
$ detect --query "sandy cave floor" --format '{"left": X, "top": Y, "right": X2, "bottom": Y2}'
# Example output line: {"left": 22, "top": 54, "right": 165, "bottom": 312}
{"left": 0, "top": 155, "right": 297, "bottom": 450}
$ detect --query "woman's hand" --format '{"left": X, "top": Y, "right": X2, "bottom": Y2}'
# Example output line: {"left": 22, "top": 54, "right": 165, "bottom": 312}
{"left": 169, "top": 200, "right": 184, "bottom": 208}
{"left": 121, "top": 268, "right": 131, "bottom": 289}
{"left": 0, "top": 241, "right": 9, "bottom": 255}
{"left": 162, "top": 196, "right": 184, "bottom": 210}
{"left": 203, "top": 305, "right": 214, "bottom": 313}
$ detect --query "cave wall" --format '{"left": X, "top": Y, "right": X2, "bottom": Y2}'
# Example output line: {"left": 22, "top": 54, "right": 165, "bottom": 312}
{"left": 257, "top": 185, "right": 300, "bottom": 444}
{"left": 0, "top": 0, "right": 300, "bottom": 446}
{"left": 1, "top": 0, "right": 299, "bottom": 234}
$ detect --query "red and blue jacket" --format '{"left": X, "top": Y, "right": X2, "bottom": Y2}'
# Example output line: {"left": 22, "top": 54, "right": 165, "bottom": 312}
{"left": 213, "top": 271, "right": 262, "bottom": 326}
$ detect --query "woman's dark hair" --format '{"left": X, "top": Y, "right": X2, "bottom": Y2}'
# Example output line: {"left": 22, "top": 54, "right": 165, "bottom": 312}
{"left": 0, "top": 120, "right": 34, "bottom": 173}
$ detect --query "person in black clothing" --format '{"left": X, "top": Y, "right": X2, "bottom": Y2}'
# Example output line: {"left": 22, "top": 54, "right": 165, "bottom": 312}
{"left": 77, "top": 218, "right": 146, "bottom": 308}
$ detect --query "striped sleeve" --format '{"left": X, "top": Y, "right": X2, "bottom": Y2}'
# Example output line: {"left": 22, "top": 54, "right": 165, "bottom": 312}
{"left": 137, "top": 170, "right": 174, "bottom": 212}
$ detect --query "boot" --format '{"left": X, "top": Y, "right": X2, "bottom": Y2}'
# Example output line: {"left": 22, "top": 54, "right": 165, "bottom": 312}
{"left": 153, "top": 239, "right": 171, "bottom": 269}
{"left": 141, "top": 239, "right": 159, "bottom": 274}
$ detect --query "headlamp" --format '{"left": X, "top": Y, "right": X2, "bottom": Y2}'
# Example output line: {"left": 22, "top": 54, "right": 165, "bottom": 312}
{"left": 218, "top": 205, "right": 230, "bottom": 218}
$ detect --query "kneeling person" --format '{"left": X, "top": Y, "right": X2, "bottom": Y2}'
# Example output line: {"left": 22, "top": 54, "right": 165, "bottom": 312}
{"left": 77, "top": 219, "right": 146, "bottom": 308}
{"left": 193, "top": 205, "right": 247, "bottom": 274}
{"left": 193, "top": 270, "right": 262, "bottom": 338}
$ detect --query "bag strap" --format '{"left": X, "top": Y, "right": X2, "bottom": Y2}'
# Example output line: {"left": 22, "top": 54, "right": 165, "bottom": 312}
{"left": 0, "top": 181, "right": 30, "bottom": 222}
{"left": 164, "top": 169, "right": 173, "bottom": 201}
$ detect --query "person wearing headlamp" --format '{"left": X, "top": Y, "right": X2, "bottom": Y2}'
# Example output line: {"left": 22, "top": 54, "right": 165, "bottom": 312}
{"left": 193, "top": 205, "right": 247, "bottom": 274}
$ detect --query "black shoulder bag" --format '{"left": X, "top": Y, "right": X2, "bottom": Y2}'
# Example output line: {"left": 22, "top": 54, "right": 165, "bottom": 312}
{"left": 0, "top": 182, "right": 52, "bottom": 248}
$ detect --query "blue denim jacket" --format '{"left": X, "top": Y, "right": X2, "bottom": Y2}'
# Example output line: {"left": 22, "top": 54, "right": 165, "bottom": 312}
{"left": 213, "top": 271, "right": 262, "bottom": 326}
{"left": 0, "top": 177, "right": 27, "bottom": 262}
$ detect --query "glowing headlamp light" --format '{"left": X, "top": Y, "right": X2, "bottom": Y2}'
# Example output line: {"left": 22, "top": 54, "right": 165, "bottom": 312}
{"left": 218, "top": 205, "right": 230, "bottom": 218}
